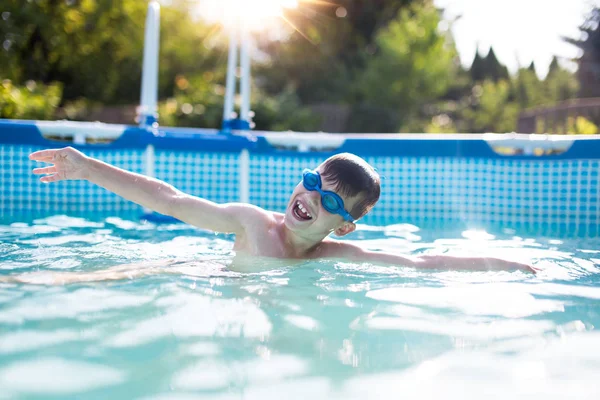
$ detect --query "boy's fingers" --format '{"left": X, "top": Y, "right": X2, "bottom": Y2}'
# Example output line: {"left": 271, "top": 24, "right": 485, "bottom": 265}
{"left": 32, "top": 157, "right": 54, "bottom": 163}
{"left": 33, "top": 166, "right": 57, "bottom": 175}
{"left": 29, "top": 149, "right": 56, "bottom": 160}
{"left": 40, "top": 174, "right": 62, "bottom": 183}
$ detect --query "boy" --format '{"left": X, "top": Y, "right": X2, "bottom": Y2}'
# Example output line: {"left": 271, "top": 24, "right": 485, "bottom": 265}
{"left": 29, "top": 147, "right": 536, "bottom": 273}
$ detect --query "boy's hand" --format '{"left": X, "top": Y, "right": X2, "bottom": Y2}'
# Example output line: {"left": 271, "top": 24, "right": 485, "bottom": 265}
{"left": 29, "top": 147, "right": 90, "bottom": 182}
{"left": 422, "top": 255, "right": 540, "bottom": 274}
{"left": 483, "top": 258, "right": 539, "bottom": 274}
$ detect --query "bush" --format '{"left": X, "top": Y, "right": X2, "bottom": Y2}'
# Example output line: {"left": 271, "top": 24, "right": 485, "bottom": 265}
{"left": 157, "top": 74, "right": 320, "bottom": 131}
{"left": 567, "top": 116, "right": 598, "bottom": 134}
{"left": 0, "top": 80, "right": 62, "bottom": 120}
{"left": 156, "top": 74, "right": 224, "bottom": 129}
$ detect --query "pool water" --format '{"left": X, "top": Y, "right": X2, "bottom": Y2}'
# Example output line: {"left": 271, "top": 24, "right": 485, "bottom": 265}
{"left": 1, "top": 215, "right": 599, "bottom": 399}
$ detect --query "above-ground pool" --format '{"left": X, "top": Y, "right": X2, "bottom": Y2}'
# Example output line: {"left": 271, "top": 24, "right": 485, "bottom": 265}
{"left": 2, "top": 119, "right": 600, "bottom": 237}
{"left": 1, "top": 119, "right": 600, "bottom": 398}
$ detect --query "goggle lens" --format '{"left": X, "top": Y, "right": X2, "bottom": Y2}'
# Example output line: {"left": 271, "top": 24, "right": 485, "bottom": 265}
{"left": 322, "top": 194, "right": 339, "bottom": 211}
{"left": 303, "top": 173, "right": 319, "bottom": 188}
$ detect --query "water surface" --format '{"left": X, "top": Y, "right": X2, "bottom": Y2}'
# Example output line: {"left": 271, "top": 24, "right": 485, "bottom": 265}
{"left": 0, "top": 215, "right": 599, "bottom": 399}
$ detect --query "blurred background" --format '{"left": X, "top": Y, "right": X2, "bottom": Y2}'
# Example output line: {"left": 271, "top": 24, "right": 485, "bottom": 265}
{"left": 0, "top": 0, "right": 598, "bottom": 134}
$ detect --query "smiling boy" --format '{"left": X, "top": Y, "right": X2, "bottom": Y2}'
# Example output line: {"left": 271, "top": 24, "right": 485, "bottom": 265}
{"left": 28, "top": 147, "right": 536, "bottom": 273}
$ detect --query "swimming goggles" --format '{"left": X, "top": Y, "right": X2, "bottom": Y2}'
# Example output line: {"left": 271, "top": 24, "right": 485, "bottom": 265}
{"left": 302, "top": 169, "right": 355, "bottom": 222}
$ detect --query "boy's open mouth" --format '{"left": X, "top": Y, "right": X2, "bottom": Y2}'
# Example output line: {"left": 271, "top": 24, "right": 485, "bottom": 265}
{"left": 293, "top": 200, "right": 312, "bottom": 221}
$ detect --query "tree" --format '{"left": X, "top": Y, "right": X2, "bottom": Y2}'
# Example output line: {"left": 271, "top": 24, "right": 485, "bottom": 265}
{"left": 544, "top": 56, "right": 578, "bottom": 102}
{"left": 469, "top": 49, "right": 485, "bottom": 82}
{"left": 564, "top": 7, "right": 600, "bottom": 97}
{"left": 469, "top": 46, "right": 509, "bottom": 82}
{"left": 255, "top": 0, "right": 419, "bottom": 104}
{"left": 0, "top": 0, "right": 148, "bottom": 103}
{"left": 485, "top": 47, "right": 509, "bottom": 81}
{"left": 548, "top": 56, "right": 560, "bottom": 74}
{"left": 0, "top": 0, "right": 226, "bottom": 104}
{"left": 353, "top": 1, "right": 459, "bottom": 132}
{"left": 512, "top": 67, "right": 544, "bottom": 109}
{"left": 462, "top": 80, "right": 519, "bottom": 133}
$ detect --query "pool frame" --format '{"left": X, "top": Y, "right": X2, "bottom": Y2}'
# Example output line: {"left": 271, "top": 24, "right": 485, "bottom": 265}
{"left": 1, "top": 119, "right": 599, "bottom": 237}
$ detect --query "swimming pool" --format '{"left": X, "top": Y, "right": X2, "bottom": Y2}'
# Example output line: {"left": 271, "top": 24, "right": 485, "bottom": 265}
{"left": 0, "top": 214, "right": 599, "bottom": 398}
{"left": 1, "top": 119, "right": 600, "bottom": 398}
{"left": 2, "top": 119, "right": 600, "bottom": 237}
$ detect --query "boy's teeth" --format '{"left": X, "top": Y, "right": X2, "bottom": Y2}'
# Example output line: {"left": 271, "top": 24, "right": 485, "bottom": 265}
{"left": 296, "top": 201, "right": 312, "bottom": 219}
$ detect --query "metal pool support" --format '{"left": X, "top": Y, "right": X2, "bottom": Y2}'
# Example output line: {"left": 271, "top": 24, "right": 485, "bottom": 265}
{"left": 222, "top": 19, "right": 252, "bottom": 131}
{"left": 138, "top": 1, "right": 250, "bottom": 132}
{"left": 240, "top": 21, "right": 252, "bottom": 126}
{"left": 139, "top": 1, "right": 160, "bottom": 215}
{"left": 223, "top": 26, "right": 238, "bottom": 128}
{"left": 139, "top": 1, "right": 160, "bottom": 128}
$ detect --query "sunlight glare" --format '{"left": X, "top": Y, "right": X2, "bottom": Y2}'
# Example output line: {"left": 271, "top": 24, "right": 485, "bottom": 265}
{"left": 201, "top": 0, "right": 299, "bottom": 31}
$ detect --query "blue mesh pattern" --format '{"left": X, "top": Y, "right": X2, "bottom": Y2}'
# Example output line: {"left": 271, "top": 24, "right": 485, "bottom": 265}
{"left": 248, "top": 154, "right": 326, "bottom": 212}
{"left": 365, "top": 157, "right": 600, "bottom": 235}
{"left": 154, "top": 150, "right": 239, "bottom": 204}
{"left": 247, "top": 154, "right": 600, "bottom": 236}
{"left": 0, "top": 145, "right": 145, "bottom": 218}
{"left": 2, "top": 143, "right": 599, "bottom": 237}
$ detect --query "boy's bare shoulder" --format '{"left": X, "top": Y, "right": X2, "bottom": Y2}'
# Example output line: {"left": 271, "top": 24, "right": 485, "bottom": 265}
{"left": 315, "top": 239, "right": 363, "bottom": 258}
{"left": 227, "top": 204, "right": 280, "bottom": 242}
{"left": 227, "top": 203, "right": 277, "bottom": 224}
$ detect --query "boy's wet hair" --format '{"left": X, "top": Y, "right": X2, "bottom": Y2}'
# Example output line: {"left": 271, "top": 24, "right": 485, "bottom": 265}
{"left": 320, "top": 153, "right": 381, "bottom": 220}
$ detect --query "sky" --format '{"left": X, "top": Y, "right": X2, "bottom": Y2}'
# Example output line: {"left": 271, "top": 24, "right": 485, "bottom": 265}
{"left": 433, "top": 0, "right": 597, "bottom": 78}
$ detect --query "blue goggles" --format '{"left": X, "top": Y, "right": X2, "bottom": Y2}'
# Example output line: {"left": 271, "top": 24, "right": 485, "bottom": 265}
{"left": 302, "top": 169, "right": 354, "bottom": 222}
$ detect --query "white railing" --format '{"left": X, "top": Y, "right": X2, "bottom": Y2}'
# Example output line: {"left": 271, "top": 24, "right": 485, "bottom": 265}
{"left": 139, "top": 1, "right": 160, "bottom": 128}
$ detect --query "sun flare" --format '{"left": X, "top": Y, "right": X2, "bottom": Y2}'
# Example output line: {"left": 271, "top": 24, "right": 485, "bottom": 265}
{"left": 200, "top": 0, "right": 299, "bottom": 31}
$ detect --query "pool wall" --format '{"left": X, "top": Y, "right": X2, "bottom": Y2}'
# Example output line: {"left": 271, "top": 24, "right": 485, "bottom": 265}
{"left": 1, "top": 119, "right": 599, "bottom": 236}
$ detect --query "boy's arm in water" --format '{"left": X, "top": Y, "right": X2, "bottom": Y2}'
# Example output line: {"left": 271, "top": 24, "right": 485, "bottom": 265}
{"left": 319, "top": 241, "right": 537, "bottom": 273}
{"left": 29, "top": 147, "right": 258, "bottom": 234}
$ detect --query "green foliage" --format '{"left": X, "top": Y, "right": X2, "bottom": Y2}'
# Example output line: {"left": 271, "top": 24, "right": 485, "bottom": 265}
{"left": 512, "top": 67, "right": 544, "bottom": 109}
{"left": 544, "top": 57, "right": 579, "bottom": 102}
{"left": 528, "top": 61, "right": 537, "bottom": 74}
{"left": 538, "top": 115, "right": 599, "bottom": 135}
{"left": 255, "top": 30, "right": 353, "bottom": 104}
{"left": 462, "top": 80, "right": 519, "bottom": 133}
{"left": 0, "top": 0, "right": 226, "bottom": 105}
{"left": 469, "top": 52, "right": 485, "bottom": 82}
{"left": 484, "top": 48, "right": 509, "bottom": 81}
{"left": 0, "top": 0, "right": 148, "bottom": 103}
{"left": 451, "top": 54, "right": 579, "bottom": 134}
{"left": 356, "top": 2, "right": 458, "bottom": 131}
{"left": 345, "top": 103, "right": 400, "bottom": 133}
{"left": 0, "top": 80, "right": 62, "bottom": 120}
{"left": 157, "top": 73, "right": 225, "bottom": 129}
{"left": 157, "top": 75, "right": 319, "bottom": 132}
{"left": 58, "top": 98, "right": 99, "bottom": 121}
{"left": 569, "top": 116, "right": 598, "bottom": 134}
{"left": 157, "top": 2, "right": 228, "bottom": 100}
{"left": 0, "top": 0, "right": 584, "bottom": 134}
{"left": 509, "top": 58, "right": 578, "bottom": 120}
{"left": 469, "top": 47, "right": 509, "bottom": 83}
{"left": 251, "top": 87, "right": 321, "bottom": 131}
{"left": 256, "top": 0, "right": 416, "bottom": 104}
{"left": 424, "top": 113, "right": 457, "bottom": 133}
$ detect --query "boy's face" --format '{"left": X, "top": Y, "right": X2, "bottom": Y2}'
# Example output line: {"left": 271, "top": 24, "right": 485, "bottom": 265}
{"left": 284, "top": 166, "right": 359, "bottom": 238}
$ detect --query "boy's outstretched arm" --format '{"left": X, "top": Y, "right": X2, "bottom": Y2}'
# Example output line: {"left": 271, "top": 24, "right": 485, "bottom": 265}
{"left": 413, "top": 253, "right": 536, "bottom": 273}
{"left": 29, "top": 147, "right": 251, "bottom": 234}
{"left": 323, "top": 242, "right": 537, "bottom": 273}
